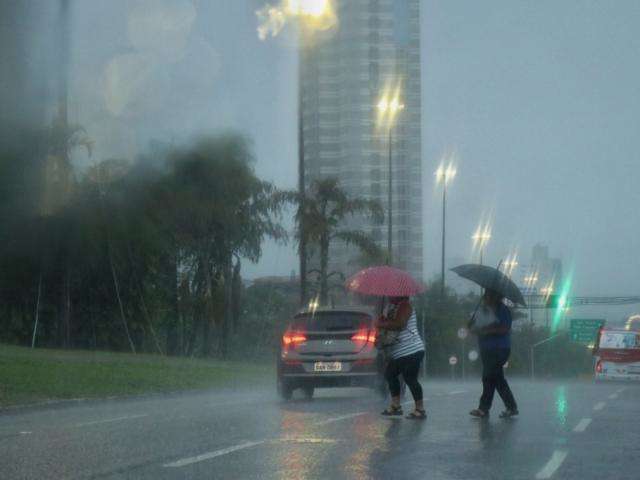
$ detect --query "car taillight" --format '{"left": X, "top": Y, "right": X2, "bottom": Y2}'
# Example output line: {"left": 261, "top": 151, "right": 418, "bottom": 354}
{"left": 351, "top": 329, "right": 376, "bottom": 344}
{"left": 283, "top": 332, "right": 307, "bottom": 346}
{"left": 596, "top": 360, "right": 603, "bottom": 373}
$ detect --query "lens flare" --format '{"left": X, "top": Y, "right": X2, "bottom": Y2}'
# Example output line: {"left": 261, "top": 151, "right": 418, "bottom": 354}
{"left": 256, "top": 0, "right": 336, "bottom": 41}
{"left": 551, "top": 270, "right": 573, "bottom": 333}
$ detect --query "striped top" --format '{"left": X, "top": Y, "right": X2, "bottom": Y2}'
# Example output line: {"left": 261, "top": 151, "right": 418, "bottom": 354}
{"left": 386, "top": 304, "right": 425, "bottom": 360}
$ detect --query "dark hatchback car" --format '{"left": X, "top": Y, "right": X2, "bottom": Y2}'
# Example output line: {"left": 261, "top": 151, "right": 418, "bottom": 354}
{"left": 277, "top": 306, "right": 384, "bottom": 400}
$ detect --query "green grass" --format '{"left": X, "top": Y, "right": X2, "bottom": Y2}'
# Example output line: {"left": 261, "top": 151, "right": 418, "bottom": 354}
{"left": 0, "top": 344, "right": 274, "bottom": 408}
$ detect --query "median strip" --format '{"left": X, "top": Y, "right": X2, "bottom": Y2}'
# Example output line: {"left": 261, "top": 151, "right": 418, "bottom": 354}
{"left": 572, "top": 418, "right": 591, "bottom": 433}
{"left": 535, "top": 450, "right": 568, "bottom": 479}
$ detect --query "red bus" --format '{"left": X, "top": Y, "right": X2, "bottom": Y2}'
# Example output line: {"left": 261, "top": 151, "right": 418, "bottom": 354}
{"left": 594, "top": 326, "right": 640, "bottom": 381}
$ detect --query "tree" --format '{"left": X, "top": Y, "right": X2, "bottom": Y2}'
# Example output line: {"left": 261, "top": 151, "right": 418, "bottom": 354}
{"left": 160, "top": 134, "right": 287, "bottom": 357}
{"left": 282, "top": 177, "right": 384, "bottom": 306}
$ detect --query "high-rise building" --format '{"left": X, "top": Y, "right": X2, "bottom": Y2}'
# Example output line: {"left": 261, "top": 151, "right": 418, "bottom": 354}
{"left": 301, "top": 0, "right": 422, "bottom": 282}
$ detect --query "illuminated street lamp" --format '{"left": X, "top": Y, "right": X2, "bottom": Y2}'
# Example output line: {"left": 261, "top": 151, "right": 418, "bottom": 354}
{"left": 502, "top": 256, "right": 519, "bottom": 277}
{"left": 287, "top": 0, "right": 331, "bottom": 17}
{"left": 377, "top": 92, "right": 405, "bottom": 264}
{"left": 435, "top": 161, "right": 457, "bottom": 296}
{"left": 540, "top": 283, "right": 554, "bottom": 297}
{"left": 471, "top": 226, "right": 492, "bottom": 265}
{"left": 296, "top": 0, "right": 334, "bottom": 307}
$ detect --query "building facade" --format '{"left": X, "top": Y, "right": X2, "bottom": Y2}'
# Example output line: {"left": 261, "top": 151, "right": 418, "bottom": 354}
{"left": 301, "top": 0, "right": 423, "bottom": 282}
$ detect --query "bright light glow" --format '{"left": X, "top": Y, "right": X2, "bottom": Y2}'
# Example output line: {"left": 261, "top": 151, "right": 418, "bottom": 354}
{"left": 377, "top": 96, "right": 404, "bottom": 113}
{"left": 435, "top": 162, "right": 457, "bottom": 185}
{"left": 256, "top": 0, "right": 336, "bottom": 41}
{"left": 286, "top": 0, "right": 330, "bottom": 17}
{"left": 540, "top": 281, "right": 555, "bottom": 297}
{"left": 282, "top": 332, "right": 307, "bottom": 345}
{"left": 308, "top": 297, "right": 320, "bottom": 312}
{"left": 502, "top": 254, "right": 519, "bottom": 277}
{"left": 524, "top": 273, "right": 539, "bottom": 287}
{"left": 551, "top": 270, "right": 573, "bottom": 333}
{"left": 471, "top": 225, "right": 492, "bottom": 245}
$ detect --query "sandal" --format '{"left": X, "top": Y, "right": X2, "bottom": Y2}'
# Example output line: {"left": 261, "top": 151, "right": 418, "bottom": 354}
{"left": 406, "top": 409, "right": 427, "bottom": 420}
{"left": 381, "top": 405, "right": 403, "bottom": 416}
{"left": 469, "top": 408, "right": 489, "bottom": 418}
{"left": 499, "top": 409, "right": 519, "bottom": 418}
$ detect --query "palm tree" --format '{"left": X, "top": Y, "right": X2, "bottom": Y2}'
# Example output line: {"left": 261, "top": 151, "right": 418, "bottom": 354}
{"left": 286, "top": 177, "right": 384, "bottom": 306}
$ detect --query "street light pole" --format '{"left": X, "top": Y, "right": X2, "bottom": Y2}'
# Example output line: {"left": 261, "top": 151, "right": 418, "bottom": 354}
{"left": 387, "top": 126, "right": 393, "bottom": 264}
{"left": 377, "top": 96, "right": 404, "bottom": 265}
{"left": 435, "top": 163, "right": 456, "bottom": 296}
{"left": 440, "top": 181, "right": 446, "bottom": 295}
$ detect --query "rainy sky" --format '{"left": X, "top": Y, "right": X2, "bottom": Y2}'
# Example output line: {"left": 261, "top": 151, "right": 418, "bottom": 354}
{"left": 65, "top": 0, "right": 640, "bottom": 309}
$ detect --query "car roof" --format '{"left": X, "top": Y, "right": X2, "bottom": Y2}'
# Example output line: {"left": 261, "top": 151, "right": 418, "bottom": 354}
{"left": 295, "top": 305, "right": 375, "bottom": 317}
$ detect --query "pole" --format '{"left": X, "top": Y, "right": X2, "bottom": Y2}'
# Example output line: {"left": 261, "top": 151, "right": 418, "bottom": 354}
{"left": 298, "top": 38, "right": 307, "bottom": 307}
{"left": 462, "top": 337, "right": 466, "bottom": 381}
{"left": 387, "top": 126, "right": 392, "bottom": 264}
{"left": 440, "top": 184, "right": 446, "bottom": 296}
{"left": 530, "top": 333, "right": 563, "bottom": 381}
{"left": 31, "top": 272, "right": 43, "bottom": 348}
{"left": 530, "top": 345, "right": 534, "bottom": 381}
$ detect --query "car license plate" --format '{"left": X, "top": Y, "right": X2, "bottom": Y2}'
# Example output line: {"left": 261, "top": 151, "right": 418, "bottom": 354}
{"left": 314, "top": 361, "right": 342, "bottom": 372}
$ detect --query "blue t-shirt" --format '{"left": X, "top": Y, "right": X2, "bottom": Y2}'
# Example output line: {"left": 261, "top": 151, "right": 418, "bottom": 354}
{"left": 478, "top": 303, "right": 512, "bottom": 350}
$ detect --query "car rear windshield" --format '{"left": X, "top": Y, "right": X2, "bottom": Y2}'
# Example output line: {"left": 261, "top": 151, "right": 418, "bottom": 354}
{"left": 290, "top": 312, "right": 372, "bottom": 332}
{"left": 599, "top": 331, "right": 640, "bottom": 350}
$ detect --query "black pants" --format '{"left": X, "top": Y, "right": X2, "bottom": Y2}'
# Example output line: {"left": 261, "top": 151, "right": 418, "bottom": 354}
{"left": 385, "top": 350, "right": 424, "bottom": 401}
{"left": 479, "top": 348, "right": 517, "bottom": 412}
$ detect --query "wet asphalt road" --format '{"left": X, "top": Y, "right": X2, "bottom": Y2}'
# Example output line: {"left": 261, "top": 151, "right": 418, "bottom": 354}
{"left": 1, "top": 379, "right": 639, "bottom": 479}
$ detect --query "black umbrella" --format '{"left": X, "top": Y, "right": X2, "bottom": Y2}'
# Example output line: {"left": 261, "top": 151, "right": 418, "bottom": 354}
{"left": 451, "top": 264, "right": 527, "bottom": 306}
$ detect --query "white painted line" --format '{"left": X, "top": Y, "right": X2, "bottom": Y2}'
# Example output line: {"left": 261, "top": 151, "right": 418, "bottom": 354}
{"left": 164, "top": 441, "right": 265, "bottom": 468}
{"left": 617, "top": 387, "right": 626, "bottom": 394}
{"left": 313, "top": 412, "right": 366, "bottom": 426}
{"left": 74, "top": 414, "right": 148, "bottom": 428}
{"left": 448, "top": 390, "right": 466, "bottom": 395}
{"left": 573, "top": 418, "right": 592, "bottom": 433}
{"left": 608, "top": 393, "right": 618, "bottom": 400}
{"left": 593, "top": 401, "right": 606, "bottom": 411}
{"left": 19, "top": 431, "right": 32, "bottom": 435}
{"left": 535, "top": 450, "right": 568, "bottom": 479}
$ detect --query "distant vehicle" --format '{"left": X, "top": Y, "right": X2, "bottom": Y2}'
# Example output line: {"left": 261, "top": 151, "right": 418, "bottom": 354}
{"left": 277, "top": 306, "right": 385, "bottom": 400}
{"left": 593, "top": 326, "right": 640, "bottom": 381}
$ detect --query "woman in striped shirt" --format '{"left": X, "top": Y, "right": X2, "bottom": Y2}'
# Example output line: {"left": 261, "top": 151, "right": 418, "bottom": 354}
{"left": 376, "top": 296, "right": 426, "bottom": 419}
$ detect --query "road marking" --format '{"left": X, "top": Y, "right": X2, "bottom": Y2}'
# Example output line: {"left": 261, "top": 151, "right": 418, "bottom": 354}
{"left": 277, "top": 436, "right": 338, "bottom": 444}
{"left": 19, "top": 431, "right": 32, "bottom": 435}
{"left": 617, "top": 387, "right": 626, "bottom": 394}
{"left": 448, "top": 390, "right": 466, "bottom": 395}
{"left": 164, "top": 441, "right": 265, "bottom": 468}
{"left": 535, "top": 450, "right": 568, "bottom": 479}
{"left": 74, "top": 414, "right": 148, "bottom": 428}
{"left": 572, "top": 418, "right": 592, "bottom": 433}
{"left": 313, "top": 412, "right": 366, "bottom": 426}
{"left": 608, "top": 393, "right": 618, "bottom": 400}
{"left": 593, "top": 401, "right": 606, "bottom": 411}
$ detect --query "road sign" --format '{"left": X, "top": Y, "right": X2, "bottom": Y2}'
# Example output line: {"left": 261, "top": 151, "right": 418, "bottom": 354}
{"left": 457, "top": 328, "right": 468, "bottom": 340}
{"left": 468, "top": 350, "right": 479, "bottom": 362}
{"left": 570, "top": 319, "right": 605, "bottom": 345}
{"left": 449, "top": 356, "right": 458, "bottom": 366}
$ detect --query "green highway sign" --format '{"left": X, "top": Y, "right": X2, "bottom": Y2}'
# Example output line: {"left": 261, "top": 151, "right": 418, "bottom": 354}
{"left": 569, "top": 319, "right": 605, "bottom": 345}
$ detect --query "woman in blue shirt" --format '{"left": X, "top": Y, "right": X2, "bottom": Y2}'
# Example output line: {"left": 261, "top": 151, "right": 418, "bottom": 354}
{"left": 469, "top": 289, "right": 519, "bottom": 419}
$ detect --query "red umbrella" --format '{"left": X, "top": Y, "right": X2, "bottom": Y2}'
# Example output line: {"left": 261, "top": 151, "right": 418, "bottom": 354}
{"left": 345, "top": 266, "right": 425, "bottom": 297}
